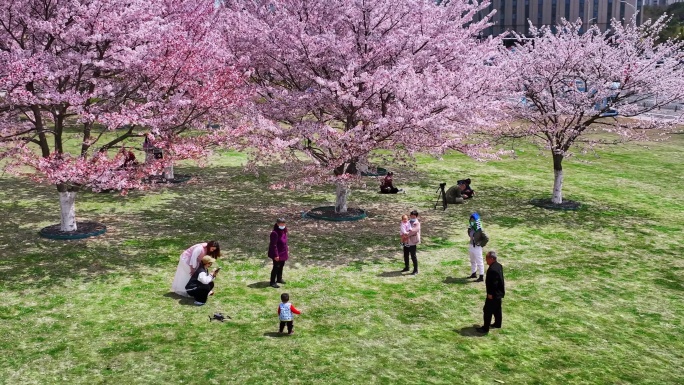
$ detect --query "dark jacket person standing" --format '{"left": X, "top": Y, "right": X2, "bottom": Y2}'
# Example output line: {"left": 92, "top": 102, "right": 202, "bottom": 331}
{"left": 477, "top": 251, "right": 505, "bottom": 333}
{"left": 269, "top": 218, "right": 289, "bottom": 288}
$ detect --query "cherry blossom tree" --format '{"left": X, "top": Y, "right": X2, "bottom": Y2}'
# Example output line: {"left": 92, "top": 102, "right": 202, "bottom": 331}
{"left": 0, "top": 0, "right": 246, "bottom": 231}
{"left": 220, "top": 0, "right": 505, "bottom": 212}
{"left": 502, "top": 17, "right": 684, "bottom": 204}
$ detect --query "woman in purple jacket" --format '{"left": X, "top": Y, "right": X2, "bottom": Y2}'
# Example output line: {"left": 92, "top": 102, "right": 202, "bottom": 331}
{"left": 269, "top": 218, "right": 289, "bottom": 288}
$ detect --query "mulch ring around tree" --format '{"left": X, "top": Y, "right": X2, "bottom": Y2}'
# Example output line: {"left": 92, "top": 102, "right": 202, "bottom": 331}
{"left": 360, "top": 167, "right": 388, "bottom": 177}
{"left": 530, "top": 198, "right": 582, "bottom": 211}
{"left": 303, "top": 206, "right": 367, "bottom": 221}
{"left": 39, "top": 221, "right": 107, "bottom": 240}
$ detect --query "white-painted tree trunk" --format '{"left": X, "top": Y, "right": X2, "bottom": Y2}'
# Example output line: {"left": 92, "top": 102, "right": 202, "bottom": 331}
{"left": 59, "top": 191, "right": 77, "bottom": 231}
{"left": 164, "top": 163, "right": 174, "bottom": 180}
{"left": 335, "top": 183, "right": 349, "bottom": 213}
{"left": 552, "top": 153, "right": 564, "bottom": 204}
{"left": 552, "top": 168, "right": 563, "bottom": 204}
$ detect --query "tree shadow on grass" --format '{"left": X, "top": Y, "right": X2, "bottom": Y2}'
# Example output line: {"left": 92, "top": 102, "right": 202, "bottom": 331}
{"left": 480, "top": 185, "right": 657, "bottom": 232}
{"left": 2, "top": 156, "right": 675, "bottom": 290}
{"left": 125, "top": 164, "right": 428, "bottom": 268}
{"left": 443, "top": 276, "right": 472, "bottom": 285}
{"left": 0, "top": 176, "right": 193, "bottom": 291}
{"left": 0, "top": 238, "right": 175, "bottom": 291}
{"left": 457, "top": 325, "right": 487, "bottom": 337}
{"left": 0, "top": 163, "right": 590, "bottom": 290}
{"left": 0, "top": 165, "right": 280, "bottom": 290}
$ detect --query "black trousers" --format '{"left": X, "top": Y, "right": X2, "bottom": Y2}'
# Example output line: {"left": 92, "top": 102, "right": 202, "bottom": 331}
{"left": 482, "top": 298, "right": 502, "bottom": 331}
{"left": 279, "top": 321, "right": 294, "bottom": 333}
{"left": 270, "top": 259, "right": 286, "bottom": 284}
{"left": 403, "top": 245, "right": 418, "bottom": 272}
{"left": 187, "top": 281, "right": 214, "bottom": 304}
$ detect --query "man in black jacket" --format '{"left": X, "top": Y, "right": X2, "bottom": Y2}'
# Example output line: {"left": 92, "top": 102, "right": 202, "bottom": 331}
{"left": 476, "top": 251, "right": 505, "bottom": 334}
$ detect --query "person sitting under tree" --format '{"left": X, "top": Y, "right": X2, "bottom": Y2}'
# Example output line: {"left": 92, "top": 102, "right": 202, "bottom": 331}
{"left": 119, "top": 146, "right": 138, "bottom": 169}
{"left": 380, "top": 172, "right": 402, "bottom": 194}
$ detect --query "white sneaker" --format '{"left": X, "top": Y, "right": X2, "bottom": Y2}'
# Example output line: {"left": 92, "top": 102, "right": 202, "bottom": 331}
{"left": 194, "top": 301, "right": 205, "bottom": 306}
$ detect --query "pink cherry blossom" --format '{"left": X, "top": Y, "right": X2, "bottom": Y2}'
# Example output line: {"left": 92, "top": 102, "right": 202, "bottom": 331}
{"left": 219, "top": 0, "right": 507, "bottom": 212}
{"left": 0, "top": 0, "right": 248, "bottom": 231}
{"left": 502, "top": 17, "right": 684, "bottom": 204}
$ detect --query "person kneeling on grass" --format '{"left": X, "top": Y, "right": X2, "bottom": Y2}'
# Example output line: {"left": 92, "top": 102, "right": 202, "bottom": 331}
{"left": 185, "top": 255, "right": 219, "bottom": 306}
{"left": 278, "top": 293, "right": 301, "bottom": 335}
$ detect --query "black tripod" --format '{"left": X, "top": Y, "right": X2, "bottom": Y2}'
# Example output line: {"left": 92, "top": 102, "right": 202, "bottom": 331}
{"left": 433, "top": 183, "right": 447, "bottom": 210}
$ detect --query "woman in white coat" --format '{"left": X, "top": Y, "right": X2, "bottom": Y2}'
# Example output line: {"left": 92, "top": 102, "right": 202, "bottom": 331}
{"left": 171, "top": 240, "right": 220, "bottom": 296}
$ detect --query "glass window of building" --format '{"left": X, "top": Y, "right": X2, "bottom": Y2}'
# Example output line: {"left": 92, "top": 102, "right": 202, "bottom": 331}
{"left": 525, "top": 0, "right": 530, "bottom": 34}
{"left": 607, "top": 0, "right": 613, "bottom": 23}
{"left": 512, "top": 0, "right": 518, "bottom": 29}
{"left": 538, "top": 0, "right": 544, "bottom": 26}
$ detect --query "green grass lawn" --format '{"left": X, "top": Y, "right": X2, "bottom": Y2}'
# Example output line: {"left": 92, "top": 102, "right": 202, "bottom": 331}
{"left": 1, "top": 135, "right": 683, "bottom": 385}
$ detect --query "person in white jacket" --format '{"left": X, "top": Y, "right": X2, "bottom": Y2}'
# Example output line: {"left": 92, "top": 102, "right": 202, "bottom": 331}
{"left": 185, "top": 256, "right": 219, "bottom": 306}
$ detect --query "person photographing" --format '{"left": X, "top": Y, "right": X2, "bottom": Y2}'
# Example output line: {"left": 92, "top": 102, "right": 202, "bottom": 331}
{"left": 171, "top": 240, "right": 221, "bottom": 297}
{"left": 185, "top": 255, "right": 219, "bottom": 306}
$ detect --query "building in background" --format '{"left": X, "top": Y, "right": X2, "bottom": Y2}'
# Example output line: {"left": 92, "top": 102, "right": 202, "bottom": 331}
{"left": 643, "top": 1, "right": 684, "bottom": 5}
{"left": 479, "top": 0, "right": 644, "bottom": 37}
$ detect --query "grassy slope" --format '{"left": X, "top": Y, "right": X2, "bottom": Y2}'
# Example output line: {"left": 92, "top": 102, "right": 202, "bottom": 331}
{"left": 0, "top": 135, "right": 682, "bottom": 385}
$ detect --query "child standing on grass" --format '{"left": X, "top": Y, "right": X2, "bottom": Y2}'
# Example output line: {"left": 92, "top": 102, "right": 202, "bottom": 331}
{"left": 278, "top": 293, "right": 301, "bottom": 335}
{"left": 400, "top": 214, "right": 411, "bottom": 247}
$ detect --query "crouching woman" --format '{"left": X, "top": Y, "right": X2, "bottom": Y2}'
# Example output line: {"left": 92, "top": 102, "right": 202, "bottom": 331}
{"left": 185, "top": 255, "right": 219, "bottom": 306}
